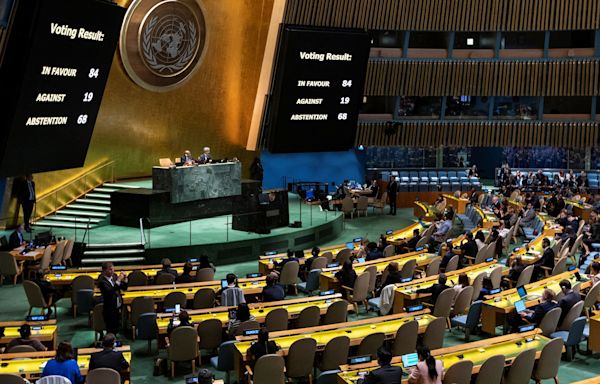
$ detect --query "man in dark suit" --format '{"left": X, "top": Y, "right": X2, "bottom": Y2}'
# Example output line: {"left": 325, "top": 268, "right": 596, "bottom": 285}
{"left": 558, "top": 279, "right": 581, "bottom": 327}
{"left": 156, "top": 258, "right": 178, "bottom": 279}
{"left": 458, "top": 231, "right": 478, "bottom": 265}
{"left": 362, "top": 347, "right": 403, "bottom": 384}
{"left": 181, "top": 150, "right": 195, "bottom": 165}
{"left": 417, "top": 273, "right": 449, "bottom": 303}
{"left": 198, "top": 147, "right": 212, "bottom": 164}
{"left": 89, "top": 333, "right": 129, "bottom": 373}
{"left": 533, "top": 238, "right": 554, "bottom": 280}
{"left": 98, "top": 262, "right": 128, "bottom": 336}
{"left": 9, "top": 224, "right": 25, "bottom": 249}
{"left": 401, "top": 228, "right": 422, "bottom": 253}
{"left": 510, "top": 288, "right": 559, "bottom": 331}
{"left": 15, "top": 175, "right": 36, "bottom": 232}
{"left": 387, "top": 177, "right": 398, "bottom": 215}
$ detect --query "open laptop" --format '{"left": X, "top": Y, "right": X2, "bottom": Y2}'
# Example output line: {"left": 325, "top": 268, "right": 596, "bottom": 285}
{"left": 517, "top": 285, "right": 540, "bottom": 301}
{"left": 401, "top": 353, "right": 419, "bottom": 368}
{"left": 514, "top": 299, "right": 529, "bottom": 314}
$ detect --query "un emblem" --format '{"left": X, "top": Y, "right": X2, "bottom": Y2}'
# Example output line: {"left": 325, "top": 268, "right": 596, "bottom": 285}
{"left": 120, "top": 0, "right": 208, "bottom": 91}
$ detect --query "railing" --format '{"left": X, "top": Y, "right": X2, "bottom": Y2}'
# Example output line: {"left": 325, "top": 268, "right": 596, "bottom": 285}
{"left": 34, "top": 161, "right": 116, "bottom": 221}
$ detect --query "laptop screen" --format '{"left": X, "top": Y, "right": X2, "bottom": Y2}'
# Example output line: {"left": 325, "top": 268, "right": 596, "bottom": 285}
{"left": 517, "top": 285, "right": 527, "bottom": 298}
{"left": 356, "top": 258, "right": 365, "bottom": 263}
{"left": 401, "top": 353, "right": 419, "bottom": 367}
{"left": 346, "top": 242, "right": 355, "bottom": 250}
{"left": 514, "top": 299, "right": 526, "bottom": 313}
{"left": 221, "top": 279, "right": 229, "bottom": 289}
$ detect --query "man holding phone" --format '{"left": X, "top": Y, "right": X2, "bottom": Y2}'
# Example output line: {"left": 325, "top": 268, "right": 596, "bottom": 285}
{"left": 98, "top": 262, "right": 128, "bottom": 336}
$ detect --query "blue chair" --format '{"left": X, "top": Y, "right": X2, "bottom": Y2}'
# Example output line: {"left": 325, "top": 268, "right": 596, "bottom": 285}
{"left": 451, "top": 300, "right": 482, "bottom": 341}
{"left": 75, "top": 289, "right": 94, "bottom": 316}
{"left": 550, "top": 316, "right": 586, "bottom": 361}
{"left": 136, "top": 312, "right": 159, "bottom": 354}
{"left": 316, "top": 370, "right": 341, "bottom": 384}
{"left": 298, "top": 269, "right": 321, "bottom": 295}
{"left": 210, "top": 340, "right": 237, "bottom": 384}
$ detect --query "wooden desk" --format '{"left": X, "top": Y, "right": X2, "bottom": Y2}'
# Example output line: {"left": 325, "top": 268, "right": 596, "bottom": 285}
{"left": 392, "top": 261, "right": 508, "bottom": 313}
{"left": 443, "top": 194, "right": 469, "bottom": 214}
{"left": 337, "top": 330, "right": 552, "bottom": 383}
{"left": 507, "top": 230, "right": 554, "bottom": 266}
{"left": 573, "top": 377, "right": 600, "bottom": 384}
{"left": 120, "top": 276, "right": 266, "bottom": 306}
{"left": 385, "top": 222, "right": 426, "bottom": 246}
{"left": 318, "top": 251, "right": 440, "bottom": 292}
{"left": 480, "top": 270, "right": 586, "bottom": 335}
{"left": 0, "top": 346, "right": 132, "bottom": 381}
{"left": 0, "top": 320, "right": 57, "bottom": 351}
{"left": 588, "top": 314, "right": 600, "bottom": 354}
{"left": 473, "top": 206, "right": 499, "bottom": 228}
{"left": 565, "top": 200, "right": 593, "bottom": 222}
{"left": 413, "top": 201, "right": 435, "bottom": 221}
{"left": 10, "top": 245, "right": 55, "bottom": 262}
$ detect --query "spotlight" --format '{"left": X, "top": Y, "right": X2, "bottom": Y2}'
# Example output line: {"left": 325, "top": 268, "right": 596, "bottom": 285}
{"left": 357, "top": 145, "right": 365, "bottom": 151}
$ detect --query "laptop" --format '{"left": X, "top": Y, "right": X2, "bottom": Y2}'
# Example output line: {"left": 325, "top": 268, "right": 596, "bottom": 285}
{"left": 517, "top": 285, "right": 540, "bottom": 301}
{"left": 356, "top": 258, "right": 365, "bottom": 263}
{"left": 346, "top": 242, "right": 355, "bottom": 250}
{"left": 220, "top": 279, "right": 229, "bottom": 289}
{"left": 514, "top": 299, "right": 527, "bottom": 313}
{"left": 401, "top": 353, "right": 419, "bottom": 368}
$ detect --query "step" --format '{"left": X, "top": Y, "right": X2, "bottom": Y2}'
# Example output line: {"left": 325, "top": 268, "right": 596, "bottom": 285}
{"left": 67, "top": 204, "right": 111, "bottom": 212}
{"left": 86, "top": 242, "right": 144, "bottom": 249}
{"left": 75, "top": 198, "right": 111, "bottom": 205}
{"left": 94, "top": 187, "right": 119, "bottom": 193}
{"left": 58, "top": 209, "right": 108, "bottom": 218}
{"left": 33, "top": 220, "right": 97, "bottom": 229}
{"left": 81, "top": 257, "right": 145, "bottom": 265}
{"left": 44, "top": 216, "right": 102, "bottom": 224}
{"left": 83, "top": 249, "right": 146, "bottom": 256}
{"left": 86, "top": 193, "right": 111, "bottom": 199}
{"left": 103, "top": 183, "right": 141, "bottom": 189}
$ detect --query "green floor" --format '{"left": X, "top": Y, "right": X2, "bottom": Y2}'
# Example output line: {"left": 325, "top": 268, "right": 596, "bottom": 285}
{"left": 2, "top": 208, "right": 600, "bottom": 383}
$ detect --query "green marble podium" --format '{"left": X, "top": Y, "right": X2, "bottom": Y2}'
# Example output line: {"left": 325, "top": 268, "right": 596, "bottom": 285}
{"left": 152, "top": 162, "right": 242, "bottom": 204}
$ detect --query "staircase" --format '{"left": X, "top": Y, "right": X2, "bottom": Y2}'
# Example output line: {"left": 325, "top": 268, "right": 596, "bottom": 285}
{"left": 33, "top": 183, "right": 140, "bottom": 230}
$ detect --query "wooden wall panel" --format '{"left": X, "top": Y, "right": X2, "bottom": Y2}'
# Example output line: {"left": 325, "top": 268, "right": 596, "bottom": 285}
{"left": 363, "top": 59, "right": 600, "bottom": 96}
{"left": 356, "top": 121, "right": 599, "bottom": 148}
{"left": 284, "top": 0, "right": 600, "bottom": 31}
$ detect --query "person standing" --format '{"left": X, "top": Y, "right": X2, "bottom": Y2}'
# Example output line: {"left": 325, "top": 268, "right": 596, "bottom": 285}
{"left": 388, "top": 177, "right": 398, "bottom": 215}
{"left": 98, "top": 262, "right": 128, "bottom": 336}
{"left": 250, "top": 157, "right": 264, "bottom": 184}
{"left": 16, "top": 174, "right": 36, "bottom": 232}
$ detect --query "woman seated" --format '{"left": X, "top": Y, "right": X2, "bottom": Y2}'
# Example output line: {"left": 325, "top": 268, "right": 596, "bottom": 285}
{"left": 408, "top": 345, "right": 443, "bottom": 384}
{"left": 246, "top": 328, "right": 280, "bottom": 368}
{"left": 227, "top": 303, "right": 256, "bottom": 337}
{"left": 41, "top": 341, "right": 83, "bottom": 384}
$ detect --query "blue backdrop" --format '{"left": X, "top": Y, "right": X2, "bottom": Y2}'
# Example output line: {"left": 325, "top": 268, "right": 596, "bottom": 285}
{"left": 261, "top": 150, "right": 366, "bottom": 190}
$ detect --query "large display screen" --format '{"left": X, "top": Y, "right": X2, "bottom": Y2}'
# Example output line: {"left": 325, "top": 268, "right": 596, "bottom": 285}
{"left": 267, "top": 26, "right": 370, "bottom": 153}
{"left": 0, "top": 0, "right": 125, "bottom": 176}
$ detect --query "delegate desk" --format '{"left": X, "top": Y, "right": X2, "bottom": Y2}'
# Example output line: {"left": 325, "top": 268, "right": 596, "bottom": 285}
{"left": 565, "top": 199, "right": 593, "bottom": 222}
{"left": 573, "top": 378, "right": 600, "bottom": 384}
{"left": 45, "top": 261, "right": 199, "bottom": 287}
{"left": 337, "top": 329, "right": 553, "bottom": 384}
{"left": 318, "top": 251, "right": 440, "bottom": 292}
{"left": 0, "top": 346, "right": 132, "bottom": 381}
{"left": 233, "top": 310, "right": 436, "bottom": 379}
{"left": 474, "top": 206, "right": 499, "bottom": 228}
{"left": 120, "top": 277, "right": 266, "bottom": 306}
{"left": 443, "top": 194, "right": 469, "bottom": 214}
{"left": 413, "top": 201, "right": 435, "bottom": 221}
{"left": 587, "top": 313, "right": 600, "bottom": 354}
{"left": 153, "top": 161, "right": 241, "bottom": 204}
{"left": 392, "top": 261, "right": 509, "bottom": 313}
{"left": 480, "top": 270, "right": 587, "bottom": 335}
{"left": 507, "top": 230, "right": 554, "bottom": 266}
{"left": 156, "top": 294, "right": 351, "bottom": 337}
{"left": 0, "top": 320, "right": 57, "bottom": 351}
{"left": 385, "top": 222, "right": 426, "bottom": 246}
{"left": 10, "top": 245, "right": 55, "bottom": 262}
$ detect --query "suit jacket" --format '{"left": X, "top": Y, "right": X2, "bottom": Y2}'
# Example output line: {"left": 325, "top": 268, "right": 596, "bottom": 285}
{"left": 9, "top": 230, "right": 24, "bottom": 249}
{"left": 15, "top": 178, "right": 35, "bottom": 202}
{"left": 388, "top": 181, "right": 398, "bottom": 197}
{"left": 363, "top": 364, "right": 404, "bottom": 384}
{"left": 89, "top": 349, "right": 129, "bottom": 372}
{"left": 417, "top": 283, "right": 449, "bottom": 304}
{"left": 98, "top": 276, "right": 128, "bottom": 312}
{"left": 405, "top": 235, "right": 421, "bottom": 250}
{"left": 198, "top": 153, "right": 212, "bottom": 164}
{"left": 558, "top": 291, "right": 581, "bottom": 326}
{"left": 521, "top": 209, "right": 536, "bottom": 226}
{"left": 535, "top": 248, "right": 555, "bottom": 269}
{"left": 526, "top": 300, "right": 559, "bottom": 324}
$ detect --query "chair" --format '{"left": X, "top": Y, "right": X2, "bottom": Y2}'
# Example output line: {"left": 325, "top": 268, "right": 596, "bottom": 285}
{"left": 515, "top": 265, "right": 535, "bottom": 287}
{"left": 127, "top": 270, "right": 148, "bottom": 286}
{"left": 247, "top": 354, "right": 285, "bottom": 384}
{"left": 582, "top": 281, "right": 600, "bottom": 317}
{"left": 194, "top": 267, "right": 215, "bottom": 282}
{"left": 451, "top": 300, "right": 482, "bottom": 341}
{"left": 297, "top": 305, "right": 320, "bottom": 328}
{"left": 550, "top": 316, "right": 587, "bottom": 361}
{"left": 321, "top": 251, "right": 334, "bottom": 263}
{"left": 86, "top": 367, "right": 121, "bottom": 384}
{"left": 265, "top": 307, "right": 288, "bottom": 331}
{"left": 365, "top": 265, "right": 377, "bottom": 297}
{"left": 155, "top": 273, "right": 175, "bottom": 285}
{"left": 136, "top": 312, "right": 158, "bottom": 353}
{"left": 279, "top": 261, "right": 299, "bottom": 294}
{"left": 311, "top": 256, "right": 328, "bottom": 271}
{"left": 532, "top": 338, "right": 564, "bottom": 384}
{"left": 335, "top": 249, "right": 352, "bottom": 265}
{"left": 474, "top": 354, "right": 504, "bottom": 384}
{"left": 443, "top": 360, "right": 473, "bottom": 384}
{"left": 23, "top": 280, "right": 56, "bottom": 318}
{"left": 451, "top": 286, "right": 474, "bottom": 317}
{"left": 371, "top": 192, "right": 387, "bottom": 215}
{"left": 71, "top": 275, "right": 95, "bottom": 318}
{"left": 92, "top": 303, "right": 105, "bottom": 340}
{"left": 342, "top": 272, "right": 370, "bottom": 313}
{"left": 198, "top": 318, "right": 223, "bottom": 354}
{"left": 0, "top": 374, "right": 27, "bottom": 384}
{"left": 0, "top": 251, "right": 24, "bottom": 286}
{"left": 192, "top": 288, "right": 216, "bottom": 309}
{"left": 316, "top": 370, "right": 341, "bottom": 384}
{"left": 341, "top": 196, "right": 355, "bottom": 219}
{"left": 298, "top": 269, "right": 321, "bottom": 295}
{"left": 27, "top": 246, "right": 52, "bottom": 279}
{"left": 166, "top": 326, "right": 199, "bottom": 377}
{"left": 551, "top": 257, "right": 567, "bottom": 276}
{"left": 471, "top": 273, "right": 485, "bottom": 302}
{"left": 286, "top": 338, "right": 317, "bottom": 383}
{"left": 422, "top": 317, "right": 446, "bottom": 349}
{"left": 323, "top": 299, "right": 348, "bottom": 324}
{"left": 444, "top": 255, "right": 460, "bottom": 272}
{"left": 392, "top": 320, "right": 418, "bottom": 356}
{"left": 356, "top": 196, "right": 369, "bottom": 217}
{"left": 130, "top": 296, "right": 155, "bottom": 341}
{"left": 236, "top": 320, "right": 260, "bottom": 336}
{"left": 383, "top": 244, "right": 395, "bottom": 257}
{"left": 36, "top": 376, "right": 72, "bottom": 384}
{"left": 7, "top": 345, "right": 36, "bottom": 353}
{"left": 357, "top": 332, "right": 385, "bottom": 359}
{"left": 320, "top": 336, "right": 350, "bottom": 371}
{"left": 75, "top": 289, "right": 94, "bottom": 318}
{"left": 400, "top": 259, "right": 417, "bottom": 279}
{"left": 557, "top": 300, "right": 584, "bottom": 331}
{"left": 431, "top": 288, "right": 456, "bottom": 318}
{"left": 503, "top": 348, "right": 536, "bottom": 384}
{"left": 426, "top": 258, "right": 441, "bottom": 277}
{"left": 164, "top": 291, "right": 187, "bottom": 310}
{"left": 50, "top": 240, "right": 66, "bottom": 265}
{"left": 539, "top": 307, "right": 562, "bottom": 337}
{"left": 210, "top": 340, "right": 237, "bottom": 384}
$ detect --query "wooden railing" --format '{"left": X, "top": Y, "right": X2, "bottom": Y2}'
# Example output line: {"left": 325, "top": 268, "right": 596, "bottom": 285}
{"left": 34, "top": 161, "right": 116, "bottom": 221}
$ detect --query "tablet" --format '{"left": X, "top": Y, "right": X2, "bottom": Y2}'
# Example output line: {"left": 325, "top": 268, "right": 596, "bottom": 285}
{"left": 401, "top": 353, "right": 419, "bottom": 367}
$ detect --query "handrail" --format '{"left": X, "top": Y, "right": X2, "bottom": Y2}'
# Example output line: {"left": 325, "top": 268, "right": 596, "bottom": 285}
{"left": 34, "top": 160, "right": 116, "bottom": 221}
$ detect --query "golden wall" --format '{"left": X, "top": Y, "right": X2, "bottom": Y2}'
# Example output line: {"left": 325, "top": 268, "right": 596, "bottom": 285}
{"left": 31, "top": 0, "right": 275, "bottom": 198}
